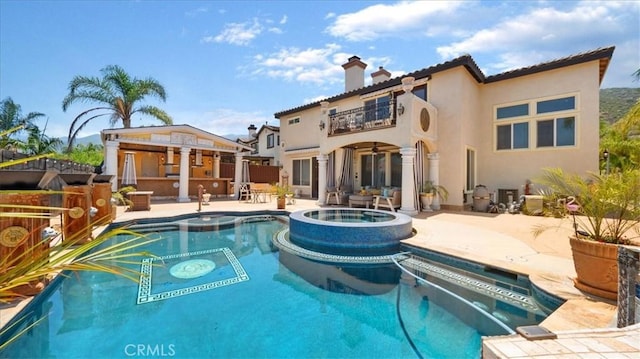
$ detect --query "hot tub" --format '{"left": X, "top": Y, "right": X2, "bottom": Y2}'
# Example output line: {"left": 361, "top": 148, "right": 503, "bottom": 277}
{"left": 288, "top": 208, "right": 413, "bottom": 256}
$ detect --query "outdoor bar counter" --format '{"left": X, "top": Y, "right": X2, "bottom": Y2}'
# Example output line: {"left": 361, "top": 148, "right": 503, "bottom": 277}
{"left": 128, "top": 178, "right": 232, "bottom": 198}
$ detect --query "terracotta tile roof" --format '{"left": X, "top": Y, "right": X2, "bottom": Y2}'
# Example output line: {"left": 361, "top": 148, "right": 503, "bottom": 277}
{"left": 274, "top": 46, "right": 615, "bottom": 118}
{"left": 485, "top": 46, "right": 614, "bottom": 83}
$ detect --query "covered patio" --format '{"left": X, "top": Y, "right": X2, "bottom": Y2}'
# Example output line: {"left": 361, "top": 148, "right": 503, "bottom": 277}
{"left": 101, "top": 125, "right": 254, "bottom": 202}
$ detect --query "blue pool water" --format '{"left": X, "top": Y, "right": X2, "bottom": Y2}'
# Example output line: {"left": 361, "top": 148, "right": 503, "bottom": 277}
{"left": 289, "top": 208, "right": 413, "bottom": 256}
{"left": 0, "top": 212, "right": 554, "bottom": 358}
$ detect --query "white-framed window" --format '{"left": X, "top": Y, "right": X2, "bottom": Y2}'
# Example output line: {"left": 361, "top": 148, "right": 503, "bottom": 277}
{"left": 412, "top": 84, "right": 427, "bottom": 101}
{"left": 537, "top": 117, "right": 575, "bottom": 147}
{"left": 359, "top": 151, "right": 402, "bottom": 188}
{"left": 494, "top": 94, "right": 577, "bottom": 151}
{"left": 292, "top": 159, "right": 311, "bottom": 186}
{"left": 288, "top": 117, "right": 300, "bottom": 125}
{"left": 267, "top": 133, "right": 274, "bottom": 148}
{"left": 497, "top": 121, "right": 529, "bottom": 150}
{"left": 364, "top": 94, "right": 391, "bottom": 123}
{"left": 465, "top": 147, "right": 476, "bottom": 192}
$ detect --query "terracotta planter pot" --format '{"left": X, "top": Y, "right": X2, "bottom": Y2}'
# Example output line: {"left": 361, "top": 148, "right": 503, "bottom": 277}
{"left": 277, "top": 197, "right": 286, "bottom": 210}
{"left": 569, "top": 236, "right": 619, "bottom": 300}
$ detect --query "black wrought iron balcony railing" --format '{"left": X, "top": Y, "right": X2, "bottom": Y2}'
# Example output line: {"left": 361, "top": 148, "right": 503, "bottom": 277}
{"left": 327, "top": 100, "right": 396, "bottom": 136}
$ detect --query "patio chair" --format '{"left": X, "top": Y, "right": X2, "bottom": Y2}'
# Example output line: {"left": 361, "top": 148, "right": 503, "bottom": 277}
{"left": 239, "top": 183, "right": 251, "bottom": 202}
{"left": 374, "top": 189, "right": 402, "bottom": 212}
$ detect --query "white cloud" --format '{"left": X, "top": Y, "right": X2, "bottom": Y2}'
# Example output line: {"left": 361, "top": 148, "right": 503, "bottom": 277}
{"left": 436, "top": 1, "right": 635, "bottom": 75}
{"left": 280, "top": 15, "right": 287, "bottom": 24}
{"left": 326, "top": 1, "right": 465, "bottom": 41}
{"left": 204, "top": 18, "right": 263, "bottom": 46}
{"left": 249, "top": 44, "right": 345, "bottom": 85}
{"left": 304, "top": 95, "right": 331, "bottom": 104}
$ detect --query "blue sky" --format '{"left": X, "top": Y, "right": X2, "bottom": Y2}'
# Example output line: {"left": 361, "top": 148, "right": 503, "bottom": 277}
{"left": 1, "top": 1, "right": 638, "bottom": 140}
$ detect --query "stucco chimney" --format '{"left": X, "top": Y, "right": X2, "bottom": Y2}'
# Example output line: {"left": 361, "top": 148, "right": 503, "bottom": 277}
{"left": 342, "top": 56, "right": 367, "bottom": 92}
{"left": 371, "top": 66, "right": 391, "bottom": 85}
{"left": 248, "top": 124, "right": 257, "bottom": 138}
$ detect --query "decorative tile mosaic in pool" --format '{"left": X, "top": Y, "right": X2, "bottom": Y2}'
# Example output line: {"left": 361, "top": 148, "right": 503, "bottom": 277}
{"left": 273, "top": 229, "right": 401, "bottom": 264}
{"left": 137, "top": 247, "right": 249, "bottom": 304}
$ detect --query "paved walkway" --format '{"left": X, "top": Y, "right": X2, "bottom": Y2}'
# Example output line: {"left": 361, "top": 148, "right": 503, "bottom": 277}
{"left": 2, "top": 196, "right": 639, "bottom": 358}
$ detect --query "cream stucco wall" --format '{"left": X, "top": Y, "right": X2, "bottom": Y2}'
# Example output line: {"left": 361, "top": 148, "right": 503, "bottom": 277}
{"left": 426, "top": 66, "right": 484, "bottom": 206}
{"left": 277, "top": 56, "right": 605, "bottom": 208}
{"left": 477, "top": 61, "right": 601, "bottom": 197}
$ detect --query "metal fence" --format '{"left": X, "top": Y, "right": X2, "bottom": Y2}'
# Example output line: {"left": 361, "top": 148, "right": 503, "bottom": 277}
{"left": 0, "top": 150, "right": 95, "bottom": 173}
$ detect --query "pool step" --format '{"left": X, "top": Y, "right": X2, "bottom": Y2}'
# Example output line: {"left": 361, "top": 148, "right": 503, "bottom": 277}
{"left": 398, "top": 257, "right": 545, "bottom": 315}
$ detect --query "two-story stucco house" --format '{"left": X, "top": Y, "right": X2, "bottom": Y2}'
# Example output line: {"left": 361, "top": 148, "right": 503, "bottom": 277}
{"left": 236, "top": 123, "right": 281, "bottom": 166}
{"left": 274, "top": 46, "right": 614, "bottom": 216}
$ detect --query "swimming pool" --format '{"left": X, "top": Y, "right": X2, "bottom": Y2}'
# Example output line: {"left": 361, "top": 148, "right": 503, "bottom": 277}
{"left": 0, "top": 212, "right": 557, "bottom": 358}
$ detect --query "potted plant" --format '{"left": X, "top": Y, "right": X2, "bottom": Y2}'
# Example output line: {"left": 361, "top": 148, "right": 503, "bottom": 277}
{"left": 420, "top": 181, "right": 449, "bottom": 211}
{"left": 273, "top": 184, "right": 292, "bottom": 210}
{"left": 534, "top": 167, "right": 640, "bottom": 300}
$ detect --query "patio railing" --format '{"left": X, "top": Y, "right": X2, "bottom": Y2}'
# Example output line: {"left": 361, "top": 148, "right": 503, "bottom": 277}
{"left": 327, "top": 100, "right": 396, "bottom": 136}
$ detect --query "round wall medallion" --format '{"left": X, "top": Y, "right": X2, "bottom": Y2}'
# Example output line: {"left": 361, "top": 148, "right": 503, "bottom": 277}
{"left": 170, "top": 259, "right": 216, "bottom": 279}
{"left": 212, "top": 182, "right": 219, "bottom": 188}
{"left": 173, "top": 182, "right": 180, "bottom": 188}
{"left": 96, "top": 198, "right": 106, "bottom": 207}
{"left": 420, "top": 108, "right": 430, "bottom": 132}
{"left": 68, "top": 207, "right": 85, "bottom": 219}
{"left": 0, "top": 226, "right": 29, "bottom": 247}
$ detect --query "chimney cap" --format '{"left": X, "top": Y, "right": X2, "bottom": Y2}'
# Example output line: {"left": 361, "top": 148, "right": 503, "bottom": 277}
{"left": 342, "top": 56, "right": 367, "bottom": 70}
{"left": 371, "top": 66, "right": 391, "bottom": 78}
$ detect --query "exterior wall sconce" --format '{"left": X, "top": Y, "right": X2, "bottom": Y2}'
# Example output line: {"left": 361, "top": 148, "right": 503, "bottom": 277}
{"left": 397, "top": 103, "right": 405, "bottom": 116}
{"left": 319, "top": 120, "right": 326, "bottom": 131}
{"left": 401, "top": 76, "right": 415, "bottom": 93}
{"left": 320, "top": 101, "right": 329, "bottom": 114}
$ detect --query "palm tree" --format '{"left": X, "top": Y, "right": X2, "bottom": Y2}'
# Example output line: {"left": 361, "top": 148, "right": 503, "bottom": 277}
{"left": 62, "top": 65, "right": 173, "bottom": 151}
{"left": 17, "top": 119, "right": 63, "bottom": 155}
{"left": 0, "top": 97, "right": 45, "bottom": 150}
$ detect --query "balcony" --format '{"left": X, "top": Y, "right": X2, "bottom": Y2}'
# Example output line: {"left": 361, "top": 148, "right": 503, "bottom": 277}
{"left": 327, "top": 100, "right": 396, "bottom": 136}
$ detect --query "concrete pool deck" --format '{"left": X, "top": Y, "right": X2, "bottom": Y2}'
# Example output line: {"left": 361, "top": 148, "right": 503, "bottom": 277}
{"left": 2, "top": 196, "right": 639, "bottom": 358}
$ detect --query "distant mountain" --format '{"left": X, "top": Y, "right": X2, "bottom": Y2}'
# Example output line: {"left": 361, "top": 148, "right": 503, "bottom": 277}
{"left": 74, "top": 134, "right": 102, "bottom": 145}
{"left": 600, "top": 88, "right": 640, "bottom": 124}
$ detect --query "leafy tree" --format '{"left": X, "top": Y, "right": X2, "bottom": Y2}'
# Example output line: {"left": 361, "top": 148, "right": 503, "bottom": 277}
{"left": 63, "top": 142, "right": 104, "bottom": 166}
{"left": 16, "top": 119, "right": 63, "bottom": 155}
{"left": 0, "top": 97, "right": 45, "bottom": 150}
{"left": 600, "top": 68, "right": 640, "bottom": 171}
{"left": 62, "top": 65, "right": 173, "bottom": 152}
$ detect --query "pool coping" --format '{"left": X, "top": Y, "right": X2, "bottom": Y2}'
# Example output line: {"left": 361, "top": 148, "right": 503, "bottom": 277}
{"left": 1, "top": 198, "right": 637, "bottom": 358}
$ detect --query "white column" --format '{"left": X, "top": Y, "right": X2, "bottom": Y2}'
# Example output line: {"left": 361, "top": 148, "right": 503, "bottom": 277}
{"left": 104, "top": 140, "right": 119, "bottom": 192}
{"left": 213, "top": 152, "right": 221, "bottom": 178}
{"left": 234, "top": 152, "right": 244, "bottom": 198}
{"left": 428, "top": 152, "right": 441, "bottom": 209}
{"left": 316, "top": 153, "right": 328, "bottom": 205}
{"left": 399, "top": 147, "right": 418, "bottom": 216}
{"left": 177, "top": 147, "right": 191, "bottom": 202}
